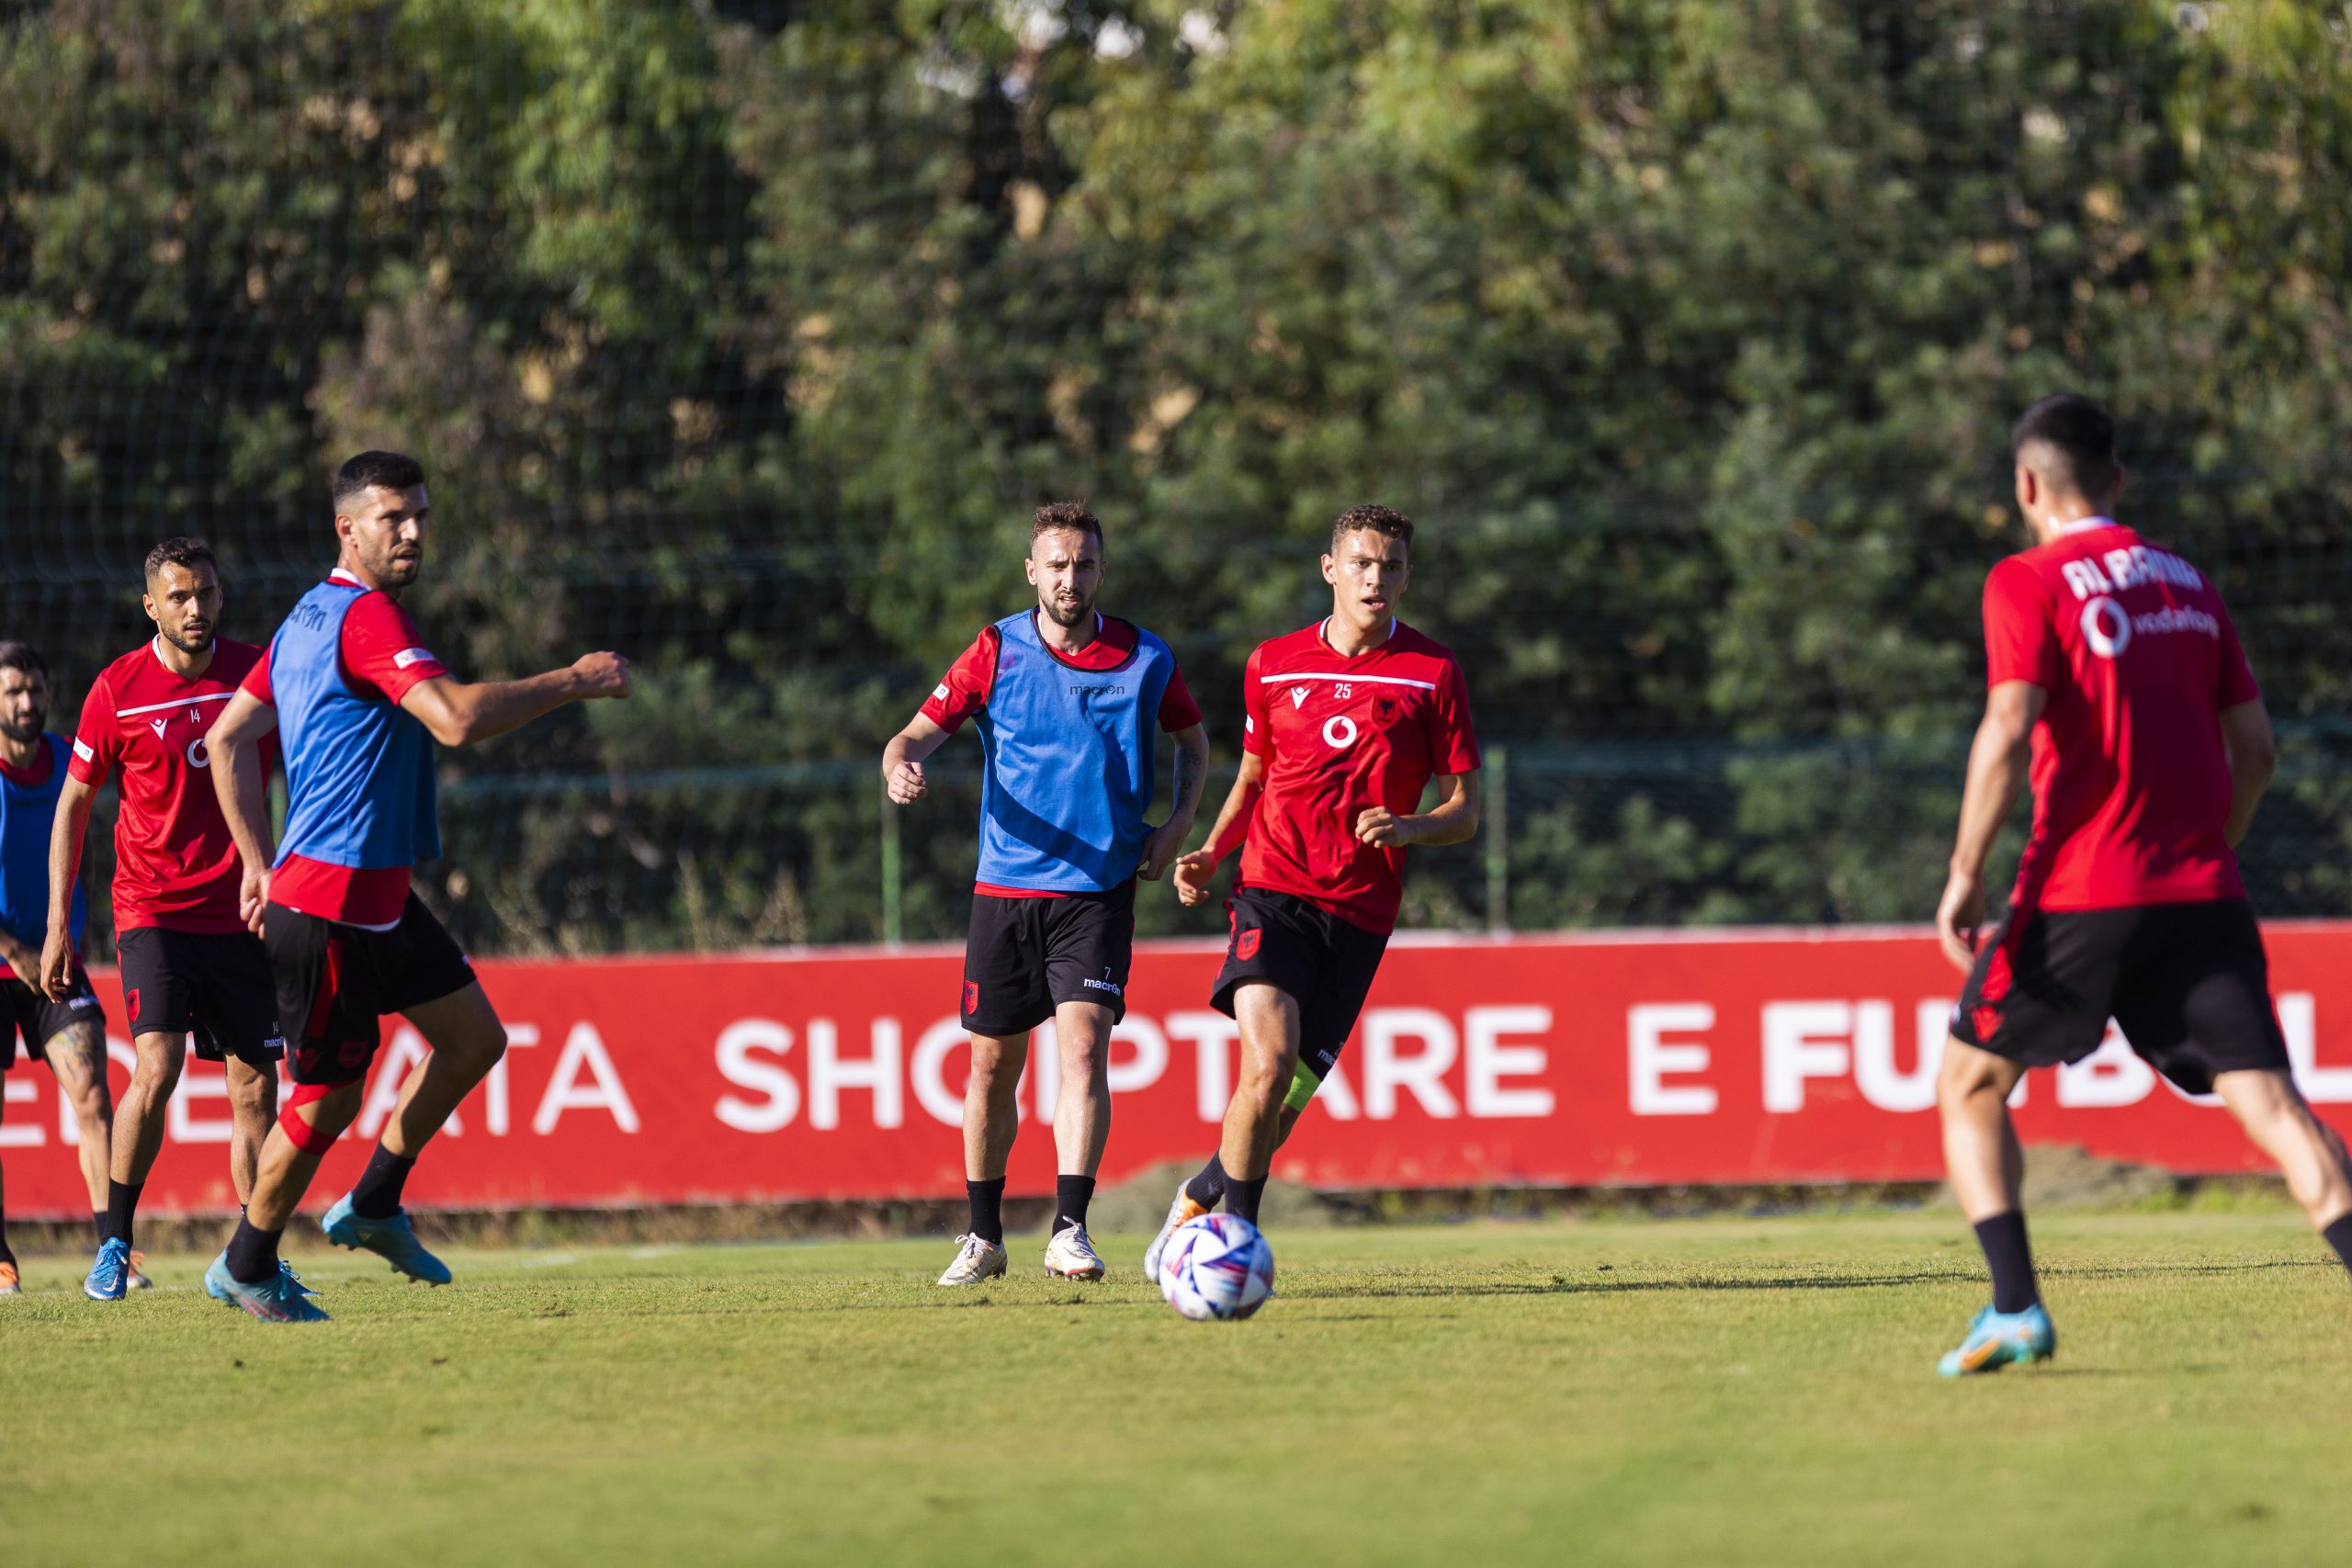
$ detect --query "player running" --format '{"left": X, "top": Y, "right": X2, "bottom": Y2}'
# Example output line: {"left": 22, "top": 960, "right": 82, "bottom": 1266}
{"left": 883, "top": 502, "right": 1208, "bottom": 1285}
{"left": 0, "top": 642, "right": 118, "bottom": 1296}
{"left": 202, "top": 450, "right": 630, "bottom": 1322}
{"left": 42, "top": 538, "right": 287, "bottom": 1301}
{"left": 1149, "top": 505, "right": 1480, "bottom": 1276}
{"left": 1932, "top": 393, "right": 2352, "bottom": 1375}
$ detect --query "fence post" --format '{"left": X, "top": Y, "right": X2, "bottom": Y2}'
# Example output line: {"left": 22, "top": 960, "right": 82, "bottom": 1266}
{"left": 1485, "top": 743, "right": 1510, "bottom": 934}
{"left": 879, "top": 776, "right": 903, "bottom": 945}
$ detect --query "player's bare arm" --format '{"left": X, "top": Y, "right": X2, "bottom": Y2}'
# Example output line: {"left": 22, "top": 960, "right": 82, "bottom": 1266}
{"left": 1138, "top": 723, "right": 1210, "bottom": 880}
{"left": 398, "top": 656, "right": 631, "bottom": 750}
{"left": 1173, "top": 749, "right": 1266, "bottom": 906}
{"left": 881, "top": 713, "right": 951, "bottom": 805}
{"left": 2218, "top": 699, "right": 2278, "bottom": 847}
{"left": 209, "top": 687, "right": 281, "bottom": 935}
{"left": 1354, "top": 771, "right": 1480, "bottom": 850}
{"left": 38, "top": 771, "right": 98, "bottom": 998}
{"left": 1936, "top": 679, "right": 2048, "bottom": 973}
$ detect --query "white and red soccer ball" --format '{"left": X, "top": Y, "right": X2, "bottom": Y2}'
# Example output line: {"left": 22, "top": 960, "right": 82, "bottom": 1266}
{"left": 1157, "top": 1213, "right": 1274, "bottom": 1321}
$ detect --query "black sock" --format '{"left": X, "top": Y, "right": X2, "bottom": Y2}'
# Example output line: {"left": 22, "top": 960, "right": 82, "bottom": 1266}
{"left": 1973, "top": 1211, "right": 2039, "bottom": 1314}
{"left": 102, "top": 1179, "right": 144, "bottom": 1247}
{"left": 1227, "top": 1177, "right": 1268, "bottom": 1226}
{"left": 1183, "top": 1154, "right": 1228, "bottom": 1211}
{"left": 2324, "top": 1213, "right": 2352, "bottom": 1277}
{"left": 225, "top": 1217, "right": 283, "bottom": 1285}
{"left": 1054, "top": 1175, "right": 1095, "bottom": 1234}
{"left": 348, "top": 1144, "right": 417, "bottom": 1220}
{"left": 92, "top": 1210, "right": 106, "bottom": 1244}
{"left": 966, "top": 1178, "right": 1005, "bottom": 1245}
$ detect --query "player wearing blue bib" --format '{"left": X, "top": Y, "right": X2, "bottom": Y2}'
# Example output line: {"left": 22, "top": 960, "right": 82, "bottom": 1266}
{"left": 883, "top": 503, "right": 1209, "bottom": 1284}
{"left": 201, "top": 451, "right": 632, "bottom": 1323}
{"left": 0, "top": 642, "right": 116, "bottom": 1294}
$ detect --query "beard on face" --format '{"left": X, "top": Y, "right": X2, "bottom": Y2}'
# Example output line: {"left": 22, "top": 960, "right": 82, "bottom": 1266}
{"left": 0, "top": 705, "right": 45, "bottom": 743}
{"left": 159, "top": 620, "right": 216, "bottom": 656}
{"left": 1040, "top": 590, "right": 1095, "bottom": 629}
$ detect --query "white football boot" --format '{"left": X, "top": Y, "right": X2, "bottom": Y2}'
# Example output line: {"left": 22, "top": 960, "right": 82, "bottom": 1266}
{"left": 936, "top": 1233, "right": 1009, "bottom": 1286}
{"left": 1043, "top": 1223, "right": 1105, "bottom": 1280}
{"left": 1141, "top": 1186, "right": 1210, "bottom": 1282}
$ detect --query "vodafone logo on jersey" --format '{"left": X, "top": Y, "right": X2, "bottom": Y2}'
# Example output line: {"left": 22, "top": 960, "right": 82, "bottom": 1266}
{"left": 1322, "top": 716, "right": 1359, "bottom": 749}
{"left": 2081, "top": 596, "right": 2132, "bottom": 659}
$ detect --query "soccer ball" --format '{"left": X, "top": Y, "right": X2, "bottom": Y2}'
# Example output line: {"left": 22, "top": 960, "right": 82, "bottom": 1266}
{"left": 1157, "top": 1213, "right": 1274, "bottom": 1321}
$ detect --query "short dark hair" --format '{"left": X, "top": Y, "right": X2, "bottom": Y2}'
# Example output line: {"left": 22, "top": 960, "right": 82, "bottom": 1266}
{"left": 2010, "top": 393, "right": 2120, "bottom": 502}
{"left": 0, "top": 641, "right": 48, "bottom": 680}
{"left": 144, "top": 536, "right": 218, "bottom": 584}
{"left": 1330, "top": 503, "right": 1415, "bottom": 551}
{"left": 1032, "top": 502, "right": 1102, "bottom": 546}
{"left": 333, "top": 450, "right": 427, "bottom": 511}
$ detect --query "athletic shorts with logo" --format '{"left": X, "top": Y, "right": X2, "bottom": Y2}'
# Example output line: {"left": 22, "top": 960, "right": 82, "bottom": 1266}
{"left": 961, "top": 879, "right": 1135, "bottom": 1035}
{"left": 1, "top": 972, "right": 102, "bottom": 1071}
{"left": 1952, "top": 897, "right": 2288, "bottom": 1094}
{"left": 264, "top": 892, "right": 477, "bottom": 1088}
{"left": 118, "top": 926, "right": 286, "bottom": 1068}
{"left": 1211, "top": 886, "right": 1389, "bottom": 1086}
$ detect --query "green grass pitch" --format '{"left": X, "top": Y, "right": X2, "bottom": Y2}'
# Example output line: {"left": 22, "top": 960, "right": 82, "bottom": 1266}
{"left": 6, "top": 1210, "right": 2350, "bottom": 1566}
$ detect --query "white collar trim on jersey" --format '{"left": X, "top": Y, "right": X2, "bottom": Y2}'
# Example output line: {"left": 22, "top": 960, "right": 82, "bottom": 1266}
{"left": 148, "top": 635, "right": 174, "bottom": 673}
{"left": 1318, "top": 615, "right": 1398, "bottom": 654}
{"left": 331, "top": 567, "right": 367, "bottom": 586}
{"left": 2056, "top": 514, "right": 2120, "bottom": 536}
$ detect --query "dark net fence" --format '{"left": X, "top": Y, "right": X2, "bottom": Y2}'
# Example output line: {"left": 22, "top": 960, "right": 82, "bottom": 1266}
{"left": 6, "top": 0, "right": 2352, "bottom": 958}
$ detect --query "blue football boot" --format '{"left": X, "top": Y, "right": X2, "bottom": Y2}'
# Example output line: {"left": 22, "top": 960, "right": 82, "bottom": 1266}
{"left": 204, "top": 1252, "right": 331, "bottom": 1323}
{"left": 1938, "top": 1303, "right": 2056, "bottom": 1377}
{"left": 208, "top": 1259, "right": 321, "bottom": 1303}
{"left": 84, "top": 1236, "right": 132, "bottom": 1301}
{"left": 322, "top": 1193, "right": 452, "bottom": 1285}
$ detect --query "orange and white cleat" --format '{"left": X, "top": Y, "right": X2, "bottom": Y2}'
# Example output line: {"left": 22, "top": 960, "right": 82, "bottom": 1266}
{"left": 127, "top": 1248, "right": 153, "bottom": 1291}
{"left": 0, "top": 1260, "right": 20, "bottom": 1296}
{"left": 1044, "top": 1223, "right": 1105, "bottom": 1280}
{"left": 1142, "top": 1187, "right": 1210, "bottom": 1282}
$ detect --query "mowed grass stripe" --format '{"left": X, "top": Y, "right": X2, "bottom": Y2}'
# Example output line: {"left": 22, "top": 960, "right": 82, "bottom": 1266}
{"left": 4, "top": 1212, "right": 2347, "bottom": 1567}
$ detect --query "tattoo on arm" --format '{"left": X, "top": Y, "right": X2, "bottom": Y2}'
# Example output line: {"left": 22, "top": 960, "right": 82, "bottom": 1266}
{"left": 1173, "top": 743, "right": 1205, "bottom": 818}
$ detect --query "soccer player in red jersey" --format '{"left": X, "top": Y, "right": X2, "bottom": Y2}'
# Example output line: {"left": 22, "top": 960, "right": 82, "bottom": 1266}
{"left": 884, "top": 504, "right": 1208, "bottom": 1284}
{"left": 42, "top": 538, "right": 286, "bottom": 1301}
{"left": 0, "top": 642, "right": 114, "bottom": 1295}
{"left": 1151, "top": 505, "right": 1480, "bottom": 1273}
{"left": 1931, "top": 394, "right": 2352, "bottom": 1375}
{"left": 202, "top": 451, "right": 629, "bottom": 1322}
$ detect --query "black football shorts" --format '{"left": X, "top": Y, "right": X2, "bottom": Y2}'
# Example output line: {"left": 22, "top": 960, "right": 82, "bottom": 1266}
{"left": 1210, "top": 886, "right": 1389, "bottom": 1088}
{"left": 263, "top": 894, "right": 478, "bottom": 1088}
{"left": 117, "top": 926, "right": 285, "bottom": 1067}
{"left": 960, "top": 878, "right": 1136, "bottom": 1036}
{"left": 1, "top": 970, "right": 102, "bottom": 1071}
{"left": 1952, "top": 897, "right": 2289, "bottom": 1095}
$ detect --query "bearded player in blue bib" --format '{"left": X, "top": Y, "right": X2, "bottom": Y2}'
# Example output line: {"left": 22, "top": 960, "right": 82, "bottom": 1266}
{"left": 883, "top": 503, "right": 1209, "bottom": 1284}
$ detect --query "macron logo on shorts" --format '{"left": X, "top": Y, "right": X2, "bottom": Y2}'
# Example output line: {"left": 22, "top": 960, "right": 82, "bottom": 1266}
{"left": 392, "top": 648, "right": 435, "bottom": 670}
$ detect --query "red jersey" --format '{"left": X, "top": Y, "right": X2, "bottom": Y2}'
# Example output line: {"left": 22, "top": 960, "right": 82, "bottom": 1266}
{"left": 922, "top": 611, "right": 1203, "bottom": 899}
{"left": 240, "top": 571, "right": 450, "bottom": 925}
{"left": 1236, "top": 618, "right": 1480, "bottom": 935}
{"left": 1982, "top": 518, "right": 2260, "bottom": 912}
{"left": 70, "top": 637, "right": 279, "bottom": 934}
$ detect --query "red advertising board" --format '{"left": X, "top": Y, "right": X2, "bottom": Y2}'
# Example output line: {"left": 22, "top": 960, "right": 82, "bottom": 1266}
{"left": 7, "top": 924, "right": 2352, "bottom": 1217}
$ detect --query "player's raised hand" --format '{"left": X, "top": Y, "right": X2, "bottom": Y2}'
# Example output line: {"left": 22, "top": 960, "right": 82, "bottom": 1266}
{"left": 1353, "top": 807, "right": 1412, "bottom": 848}
{"left": 1171, "top": 847, "right": 1219, "bottom": 906}
{"left": 886, "top": 760, "right": 928, "bottom": 805}
{"left": 38, "top": 926, "right": 76, "bottom": 1001}
{"left": 1934, "top": 867, "right": 1986, "bottom": 975}
{"left": 572, "top": 651, "right": 632, "bottom": 699}
{"left": 240, "top": 863, "right": 272, "bottom": 937}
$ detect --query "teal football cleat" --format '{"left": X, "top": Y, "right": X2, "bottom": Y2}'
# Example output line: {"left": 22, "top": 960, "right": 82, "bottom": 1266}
{"left": 1938, "top": 1303, "right": 2055, "bottom": 1377}
{"left": 204, "top": 1252, "right": 331, "bottom": 1323}
{"left": 209, "top": 1259, "right": 321, "bottom": 1303}
{"left": 84, "top": 1236, "right": 132, "bottom": 1301}
{"left": 322, "top": 1193, "right": 451, "bottom": 1285}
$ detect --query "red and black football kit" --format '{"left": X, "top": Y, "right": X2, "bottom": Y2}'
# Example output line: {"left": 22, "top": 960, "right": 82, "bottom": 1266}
{"left": 1951, "top": 518, "right": 2287, "bottom": 1092}
{"left": 69, "top": 638, "right": 283, "bottom": 1066}
{"left": 1210, "top": 618, "right": 1480, "bottom": 1080}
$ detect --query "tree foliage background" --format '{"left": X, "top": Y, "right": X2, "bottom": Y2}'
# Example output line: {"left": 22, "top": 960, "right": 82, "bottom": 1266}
{"left": 5, "top": 0, "right": 2350, "bottom": 954}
